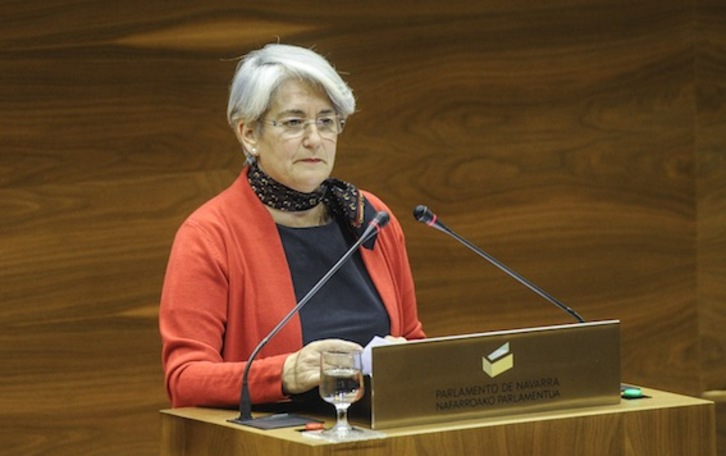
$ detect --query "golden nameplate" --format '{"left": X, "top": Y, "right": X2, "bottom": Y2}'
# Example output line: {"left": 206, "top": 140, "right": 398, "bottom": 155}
{"left": 368, "top": 320, "right": 621, "bottom": 429}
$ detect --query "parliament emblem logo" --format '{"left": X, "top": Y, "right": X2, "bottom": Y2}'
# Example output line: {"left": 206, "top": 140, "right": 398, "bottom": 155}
{"left": 482, "top": 342, "right": 514, "bottom": 378}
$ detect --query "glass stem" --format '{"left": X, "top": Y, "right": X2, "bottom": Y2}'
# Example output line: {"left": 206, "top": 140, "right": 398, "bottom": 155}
{"left": 335, "top": 405, "right": 351, "bottom": 430}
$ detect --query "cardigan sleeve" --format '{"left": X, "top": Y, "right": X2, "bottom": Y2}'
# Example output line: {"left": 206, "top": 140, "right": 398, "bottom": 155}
{"left": 362, "top": 193, "right": 426, "bottom": 341}
{"left": 159, "top": 220, "right": 289, "bottom": 408}
{"left": 390, "top": 217, "right": 426, "bottom": 340}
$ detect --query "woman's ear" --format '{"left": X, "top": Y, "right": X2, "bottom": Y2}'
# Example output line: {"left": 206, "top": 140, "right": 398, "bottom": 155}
{"left": 235, "top": 120, "right": 257, "bottom": 155}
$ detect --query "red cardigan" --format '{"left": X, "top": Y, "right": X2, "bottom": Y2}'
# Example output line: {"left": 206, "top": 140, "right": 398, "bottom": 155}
{"left": 160, "top": 167, "right": 425, "bottom": 408}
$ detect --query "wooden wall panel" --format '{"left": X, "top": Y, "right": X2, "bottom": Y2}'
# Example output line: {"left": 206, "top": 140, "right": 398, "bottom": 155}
{"left": 0, "top": 1, "right": 722, "bottom": 454}
{"left": 696, "top": 0, "right": 726, "bottom": 453}
{"left": 697, "top": 0, "right": 726, "bottom": 391}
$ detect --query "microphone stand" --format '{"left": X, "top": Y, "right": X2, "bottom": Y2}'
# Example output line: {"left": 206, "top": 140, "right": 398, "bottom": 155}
{"left": 229, "top": 212, "right": 389, "bottom": 428}
{"left": 414, "top": 205, "right": 585, "bottom": 324}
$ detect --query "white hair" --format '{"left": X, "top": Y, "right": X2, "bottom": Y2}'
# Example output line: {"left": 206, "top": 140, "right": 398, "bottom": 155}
{"left": 227, "top": 44, "right": 356, "bottom": 127}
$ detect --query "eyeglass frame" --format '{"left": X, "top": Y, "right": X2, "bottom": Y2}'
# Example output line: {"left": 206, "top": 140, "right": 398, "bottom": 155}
{"left": 259, "top": 114, "right": 346, "bottom": 138}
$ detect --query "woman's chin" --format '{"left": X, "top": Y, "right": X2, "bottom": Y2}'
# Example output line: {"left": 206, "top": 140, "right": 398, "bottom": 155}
{"left": 288, "top": 172, "right": 331, "bottom": 193}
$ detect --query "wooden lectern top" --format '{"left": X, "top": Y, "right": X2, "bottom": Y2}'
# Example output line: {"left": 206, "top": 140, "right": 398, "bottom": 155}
{"left": 161, "top": 387, "right": 715, "bottom": 456}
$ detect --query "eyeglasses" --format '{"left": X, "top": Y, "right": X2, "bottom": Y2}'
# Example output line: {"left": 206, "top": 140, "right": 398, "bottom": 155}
{"left": 262, "top": 115, "right": 345, "bottom": 139}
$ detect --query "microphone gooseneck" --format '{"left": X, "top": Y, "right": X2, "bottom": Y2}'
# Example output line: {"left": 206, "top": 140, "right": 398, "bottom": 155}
{"left": 231, "top": 210, "right": 390, "bottom": 426}
{"left": 413, "top": 205, "right": 585, "bottom": 324}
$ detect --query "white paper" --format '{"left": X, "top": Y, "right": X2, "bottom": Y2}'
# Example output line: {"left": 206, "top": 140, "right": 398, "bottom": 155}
{"left": 361, "top": 336, "right": 392, "bottom": 375}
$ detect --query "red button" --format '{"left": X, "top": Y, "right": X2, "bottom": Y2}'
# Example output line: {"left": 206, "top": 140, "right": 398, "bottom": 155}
{"left": 305, "top": 422, "right": 324, "bottom": 431}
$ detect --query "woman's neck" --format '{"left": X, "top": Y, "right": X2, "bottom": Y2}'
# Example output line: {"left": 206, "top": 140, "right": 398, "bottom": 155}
{"left": 267, "top": 203, "right": 331, "bottom": 228}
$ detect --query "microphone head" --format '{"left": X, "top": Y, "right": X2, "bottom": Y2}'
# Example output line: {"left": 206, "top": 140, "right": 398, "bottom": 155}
{"left": 372, "top": 211, "right": 390, "bottom": 229}
{"left": 359, "top": 211, "right": 390, "bottom": 246}
{"left": 413, "top": 205, "right": 435, "bottom": 224}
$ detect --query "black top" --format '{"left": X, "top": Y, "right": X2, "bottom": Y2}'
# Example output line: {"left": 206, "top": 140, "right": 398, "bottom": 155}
{"left": 277, "top": 219, "right": 390, "bottom": 347}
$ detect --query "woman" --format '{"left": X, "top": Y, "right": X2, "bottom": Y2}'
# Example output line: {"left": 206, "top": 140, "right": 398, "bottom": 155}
{"left": 160, "top": 43, "right": 425, "bottom": 408}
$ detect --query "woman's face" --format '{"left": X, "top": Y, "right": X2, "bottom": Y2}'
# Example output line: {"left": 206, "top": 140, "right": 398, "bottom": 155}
{"left": 238, "top": 79, "right": 339, "bottom": 193}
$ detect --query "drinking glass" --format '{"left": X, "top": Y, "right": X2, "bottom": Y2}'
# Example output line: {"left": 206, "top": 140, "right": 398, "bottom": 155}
{"left": 319, "top": 350, "right": 364, "bottom": 440}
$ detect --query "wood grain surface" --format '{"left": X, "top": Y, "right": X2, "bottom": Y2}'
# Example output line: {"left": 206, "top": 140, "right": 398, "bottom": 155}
{"left": 0, "top": 1, "right": 723, "bottom": 454}
{"left": 696, "top": 1, "right": 726, "bottom": 454}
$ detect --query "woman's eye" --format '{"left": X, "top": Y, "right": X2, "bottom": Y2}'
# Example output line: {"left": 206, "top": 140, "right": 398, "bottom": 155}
{"left": 318, "top": 117, "right": 335, "bottom": 127}
{"left": 282, "top": 118, "right": 304, "bottom": 128}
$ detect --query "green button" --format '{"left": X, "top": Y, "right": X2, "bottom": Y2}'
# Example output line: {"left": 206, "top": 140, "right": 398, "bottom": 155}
{"left": 622, "top": 387, "right": 642, "bottom": 398}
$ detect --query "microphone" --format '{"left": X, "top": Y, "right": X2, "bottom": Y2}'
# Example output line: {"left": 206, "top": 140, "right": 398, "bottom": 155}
{"left": 229, "top": 210, "right": 390, "bottom": 427}
{"left": 413, "top": 205, "right": 585, "bottom": 323}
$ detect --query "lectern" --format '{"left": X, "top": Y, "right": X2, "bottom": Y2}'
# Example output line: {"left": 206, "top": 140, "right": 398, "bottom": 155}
{"left": 161, "top": 387, "right": 715, "bottom": 455}
{"left": 160, "top": 323, "right": 716, "bottom": 455}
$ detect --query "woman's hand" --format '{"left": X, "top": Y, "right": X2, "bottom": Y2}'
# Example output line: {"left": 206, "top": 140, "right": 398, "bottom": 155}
{"left": 282, "top": 339, "right": 362, "bottom": 395}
